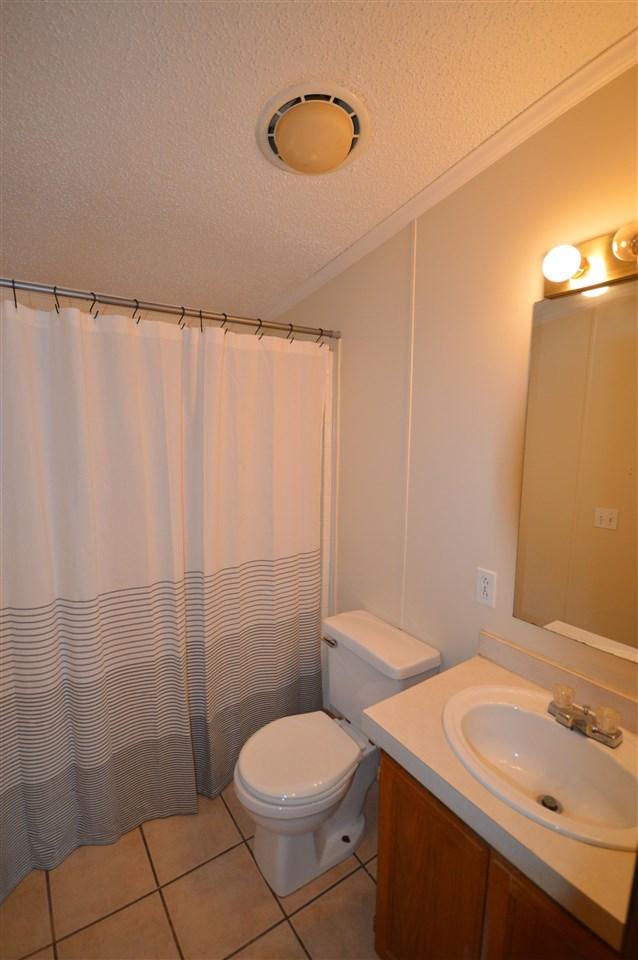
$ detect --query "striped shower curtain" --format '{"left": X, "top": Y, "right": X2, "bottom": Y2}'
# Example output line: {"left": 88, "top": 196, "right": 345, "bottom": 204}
{"left": 0, "top": 300, "right": 332, "bottom": 900}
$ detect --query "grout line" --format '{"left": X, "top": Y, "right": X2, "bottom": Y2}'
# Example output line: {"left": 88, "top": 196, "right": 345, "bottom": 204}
{"left": 219, "top": 788, "right": 255, "bottom": 842}
{"left": 157, "top": 887, "right": 184, "bottom": 960}
{"left": 361, "top": 860, "right": 377, "bottom": 883}
{"left": 54, "top": 890, "right": 158, "bottom": 947}
{"left": 285, "top": 863, "right": 364, "bottom": 919}
{"left": 241, "top": 838, "right": 287, "bottom": 921}
{"left": 44, "top": 871, "right": 58, "bottom": 960}
{"left": 223, "top": 919, "right": 291, "bottom": 960}
{"left": 287, "top": 917, "right": 312, "bottom": 960}
{"left": 138, "top": 826, "right": 160, "bottom": 887}
{"left": 139, "top": 827, "right": 184, "bottom": 960}
{"left": 18, "top": 943, "right": 56, "bottom": 960}
{"left": 159, "top": 837, "right": 247, "bottom": 889}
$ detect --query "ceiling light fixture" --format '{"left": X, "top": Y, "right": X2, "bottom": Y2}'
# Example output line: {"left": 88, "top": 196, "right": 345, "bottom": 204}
{"left": 258, "top": 84, "right": 370, "bottom": 175}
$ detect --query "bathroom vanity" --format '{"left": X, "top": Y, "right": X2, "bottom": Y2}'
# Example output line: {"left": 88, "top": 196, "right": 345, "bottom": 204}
{"left": 375, "top": 752, "right": 617, "bottom": 959}
{"left": 362, "top": 655, "right": 637, "bottom": 960}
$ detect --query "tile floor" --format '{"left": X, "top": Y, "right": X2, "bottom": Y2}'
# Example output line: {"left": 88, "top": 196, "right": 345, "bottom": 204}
{"left": 0, "top": 782, "right": 379, "bottom": 960}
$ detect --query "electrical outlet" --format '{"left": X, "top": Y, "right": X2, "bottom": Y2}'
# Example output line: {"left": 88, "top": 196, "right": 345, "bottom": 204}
{"left": 476, "top": 568, "right": 497, "bottom": 607}
{"left": 594, "top": 507, "right": 618, "bottom": 530}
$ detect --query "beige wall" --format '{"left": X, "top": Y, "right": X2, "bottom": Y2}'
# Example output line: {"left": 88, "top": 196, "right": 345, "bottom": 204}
{"left": 280, "top": 68, "right": 637, "bottom": 696}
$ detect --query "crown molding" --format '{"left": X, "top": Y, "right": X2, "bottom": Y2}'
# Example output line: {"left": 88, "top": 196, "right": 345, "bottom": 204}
{"left": 268, "top": 30, "right": 637, "bottom": 320}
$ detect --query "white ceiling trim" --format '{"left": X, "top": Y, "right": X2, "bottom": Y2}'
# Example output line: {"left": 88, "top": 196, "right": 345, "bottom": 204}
{"left": 268, "top": 30, "right": 637, "bottom": 320}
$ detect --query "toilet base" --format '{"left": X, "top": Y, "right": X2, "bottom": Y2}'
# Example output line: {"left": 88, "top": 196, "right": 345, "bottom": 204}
{"left": 252, "top": 743, "right": 378, "bottom": 896}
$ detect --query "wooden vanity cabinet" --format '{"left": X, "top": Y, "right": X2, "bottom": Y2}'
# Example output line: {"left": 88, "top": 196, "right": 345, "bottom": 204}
{"left": 375, "top": 752, "right": 619, "bottom": 960}
{"left": 375, "top": 752, "right": 489, "bottom": 960}
{"left": 482, "top": 854, "right": 617, "bottom": 960}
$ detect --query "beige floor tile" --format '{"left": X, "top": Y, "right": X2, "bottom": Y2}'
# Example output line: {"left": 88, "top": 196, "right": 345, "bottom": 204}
{"left": 0, "top": 870, "right": 51, "bottom": 960}
{"left": 222, "top": 782, "right": 255, "bottom": 839}
{"left": 163, "top": 843, "right": 282, "bottom": 959}
{"left": 231, "top": 921, "right": 306, "bottom": 959}
{"left": 366, "top": 857, "right": 378, "bottom": 880}
{"left": 57, "top": 893, "right": 179, "bottom": 960}
{"left": 49, "top": 829, "right": 155, "bottom": 939}
{"left": 356, "top": 781, "right": 378, "bottom": 863}
{"left": 291, "top": 869, "right": 378, "bottom": 960}
{"left": 142, "top": 795, "right": 241, "bottom": 883}
{"left": 277, "top": 856, "right": 359, "bottom": 915}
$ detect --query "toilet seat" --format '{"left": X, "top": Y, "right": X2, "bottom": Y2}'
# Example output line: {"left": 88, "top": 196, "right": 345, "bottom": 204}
{"left": 234, "top": 763, "right": 355, "bottom": 821}
{"left": 236, "top": 711, "right": 361, "bottom": 807}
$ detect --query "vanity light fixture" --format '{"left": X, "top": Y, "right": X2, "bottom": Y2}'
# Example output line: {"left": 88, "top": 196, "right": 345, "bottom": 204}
{"left": 542, "top": 226, "right": 638, "bottom": 298}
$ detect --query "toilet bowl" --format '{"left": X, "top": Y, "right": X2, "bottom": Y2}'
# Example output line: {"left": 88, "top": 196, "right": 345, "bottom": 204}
{"left": 233, "top": 610, "right": 440, "bottom": 896}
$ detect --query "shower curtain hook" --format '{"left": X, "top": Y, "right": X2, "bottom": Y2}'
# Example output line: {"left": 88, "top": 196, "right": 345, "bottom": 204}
{"left": 199, "top": 309, "right": 204, "bottom": 333}
{"left": 221, "top": 313, "right": 228, "bottom": 329}
{"left": 254, "top": 319, "right": 263, "bottom": 337}
{"left": 53, "top": 286, "right": 61, "bottom": 314}
{"left": 287, "top": 323, "right": 294, "bottom": 343}
{"left": 89, "top": 293, "right": 99, "bottom": 319}
{"left": 315, "top": 328, "right": 324, "bottom": 344}
{"left": 178, "top": 306, "right": 185, "bottom": 328}
{"left": 12, "top": 279, "right": 17, "bottom": 309}
{"left": 132, "top": 299, "right": 140, "bottom": 322}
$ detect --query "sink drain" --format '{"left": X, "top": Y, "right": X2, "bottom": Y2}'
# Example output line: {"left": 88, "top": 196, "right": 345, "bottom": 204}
{"left": 538, "top": 794, "right": 562, "bottom": 813}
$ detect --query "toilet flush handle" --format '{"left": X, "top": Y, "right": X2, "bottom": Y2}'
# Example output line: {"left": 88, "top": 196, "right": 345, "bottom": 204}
{"left": 322, "top": 635, "right": 337, "bottom": 647}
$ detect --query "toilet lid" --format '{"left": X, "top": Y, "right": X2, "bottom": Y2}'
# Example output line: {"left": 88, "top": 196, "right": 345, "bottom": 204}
{"left": 237, "top": 711, "right": 361, "bottom": 805}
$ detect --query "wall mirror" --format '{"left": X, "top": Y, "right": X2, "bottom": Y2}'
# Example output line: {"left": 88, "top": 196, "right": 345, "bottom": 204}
{"left": 514, "top": 279, "right": 637, "bottom": 661}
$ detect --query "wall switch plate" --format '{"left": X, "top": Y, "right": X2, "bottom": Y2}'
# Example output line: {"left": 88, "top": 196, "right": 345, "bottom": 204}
{"left": 594, "top": 508, "right": 618, "bottom": 530}
{"left": 476, "top": 568, "right": 497, "bottom": 607}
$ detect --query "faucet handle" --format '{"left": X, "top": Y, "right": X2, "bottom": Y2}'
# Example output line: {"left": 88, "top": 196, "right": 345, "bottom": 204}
{"left": 552, "top": 683, "right": 575, "bottom": 709}
{"left": 595, "top": 706, "right": 620, "bottom": 735}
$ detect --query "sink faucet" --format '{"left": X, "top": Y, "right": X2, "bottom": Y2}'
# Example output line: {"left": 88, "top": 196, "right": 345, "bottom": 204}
{"left": 548, "top": 684, "right": 623, "bottom": 748}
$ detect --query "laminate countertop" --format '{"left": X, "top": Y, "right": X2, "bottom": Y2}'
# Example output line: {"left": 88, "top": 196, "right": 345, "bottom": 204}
{"left": 362, "top": 655, "right": 636, "bottom": 950}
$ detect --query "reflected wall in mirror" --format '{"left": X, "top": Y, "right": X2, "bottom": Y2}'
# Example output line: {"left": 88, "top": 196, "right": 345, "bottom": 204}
{"left": 515, "top": 279, "right": 637, "bottom": 661}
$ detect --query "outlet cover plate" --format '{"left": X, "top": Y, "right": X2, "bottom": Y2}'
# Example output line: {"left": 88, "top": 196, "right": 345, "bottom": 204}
{"left": 476, "top": 568, "right": 497, "bottom": 608}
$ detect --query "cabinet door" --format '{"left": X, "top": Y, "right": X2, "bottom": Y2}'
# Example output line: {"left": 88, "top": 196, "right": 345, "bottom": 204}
{"left": 376, "top": 752, "right": 489, "bottom": 960}
{"left": 482, "top": 854, "right": 618, "bottom": 960}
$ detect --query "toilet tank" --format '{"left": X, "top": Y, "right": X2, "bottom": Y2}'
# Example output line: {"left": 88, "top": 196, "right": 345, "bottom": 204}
{"left": 322, "top": 610, "right": 440, "bottom": 729}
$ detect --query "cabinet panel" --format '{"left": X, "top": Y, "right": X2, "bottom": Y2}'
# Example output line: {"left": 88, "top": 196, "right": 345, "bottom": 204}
{"left": 376, "top": 752, "right": 489, "bottom": 960}
{"left": 481, "top": 853, "right": 617, "bottom": 960}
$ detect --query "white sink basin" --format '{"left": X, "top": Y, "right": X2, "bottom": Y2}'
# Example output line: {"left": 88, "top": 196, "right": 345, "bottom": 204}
{"left": 443, "top": 685, "right": 638, "bottom": 850}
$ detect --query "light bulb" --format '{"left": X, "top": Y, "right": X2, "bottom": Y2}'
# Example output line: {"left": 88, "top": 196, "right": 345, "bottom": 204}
{"left": 611, "top": 221, "right": 638, "bottom": 262}
{"left": 542, "top": 245, "right": 585, "bottom": 283}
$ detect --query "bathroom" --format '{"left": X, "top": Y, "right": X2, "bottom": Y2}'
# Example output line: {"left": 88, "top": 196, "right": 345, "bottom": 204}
{"left": 1, "top": 2, "right": 637, "bottom": 959}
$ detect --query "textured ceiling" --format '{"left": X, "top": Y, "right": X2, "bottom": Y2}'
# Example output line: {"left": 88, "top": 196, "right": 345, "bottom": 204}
{"left": 1, "top": 1, "right": 636, "bottom": 318}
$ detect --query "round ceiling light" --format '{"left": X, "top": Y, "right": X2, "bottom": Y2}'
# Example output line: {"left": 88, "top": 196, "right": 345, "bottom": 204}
{"left": 258, "top": 84, "right": 369, "bottom": 175}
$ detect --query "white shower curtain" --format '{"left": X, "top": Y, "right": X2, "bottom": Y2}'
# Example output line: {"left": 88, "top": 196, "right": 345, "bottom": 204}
{"left": 0, "top": 300, "right": 332, "bottom": 900}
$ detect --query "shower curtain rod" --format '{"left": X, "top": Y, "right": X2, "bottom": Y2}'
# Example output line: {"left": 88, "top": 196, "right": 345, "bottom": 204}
{"left": 0, "top": 278, "right": 341, "bottom": 340}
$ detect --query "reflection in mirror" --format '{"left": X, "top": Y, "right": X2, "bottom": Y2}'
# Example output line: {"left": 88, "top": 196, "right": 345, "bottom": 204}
{"left": 515, "top": 280, "right": 637, "bottom": 661}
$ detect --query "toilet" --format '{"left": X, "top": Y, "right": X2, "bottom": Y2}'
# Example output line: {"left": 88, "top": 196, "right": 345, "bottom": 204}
{"left": 233, "top": 609, "right": 440, "bottom": 895}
